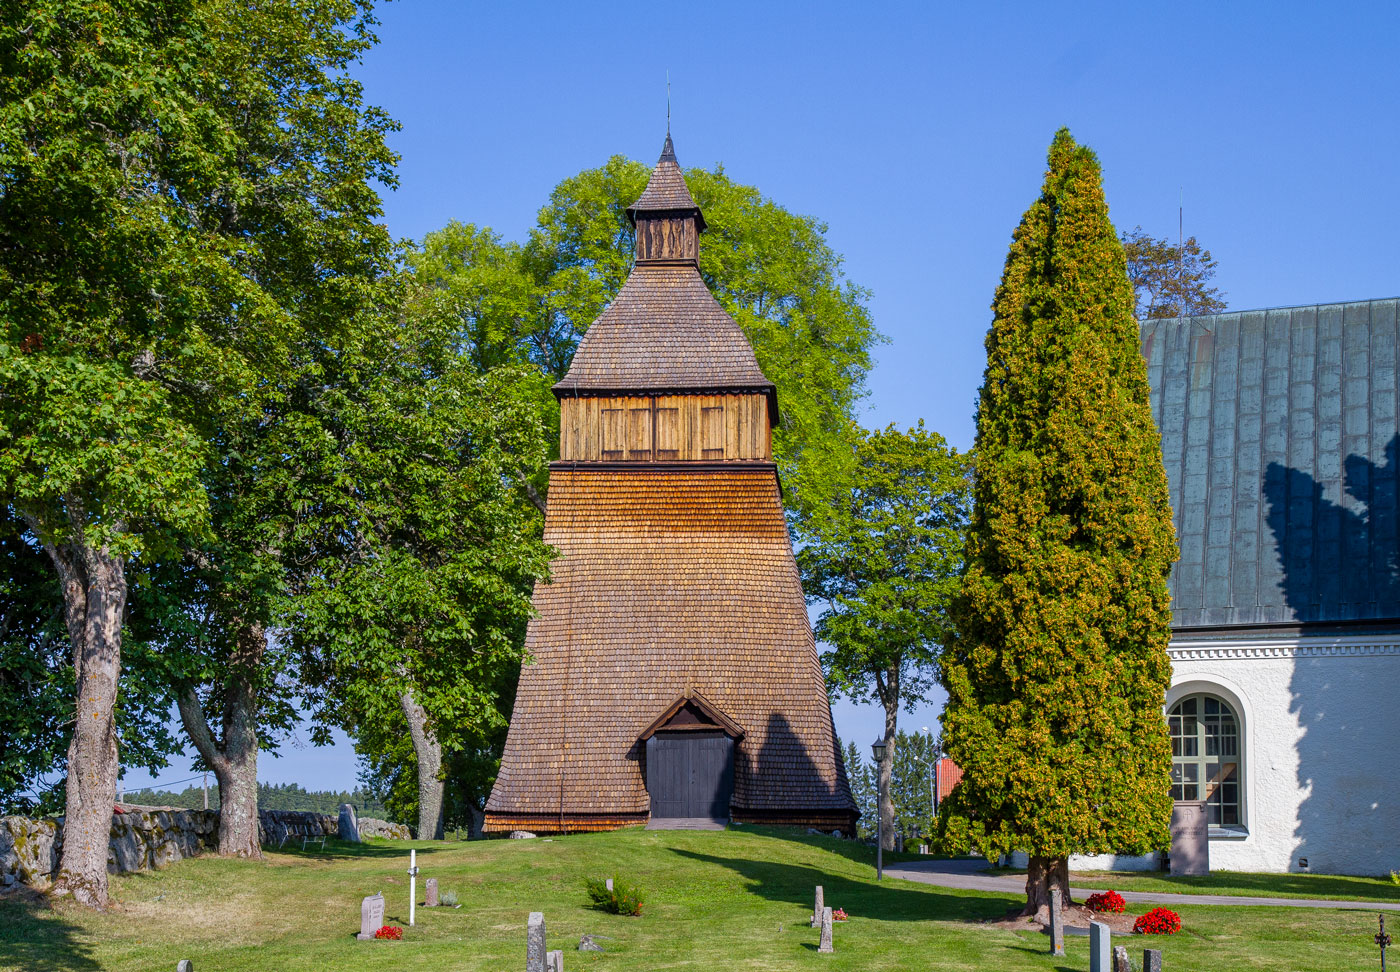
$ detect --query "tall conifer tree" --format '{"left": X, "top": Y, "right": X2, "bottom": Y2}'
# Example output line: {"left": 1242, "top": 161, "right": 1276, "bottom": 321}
{"left": 937, "top": 129, "right": 1177, "bottom": 916}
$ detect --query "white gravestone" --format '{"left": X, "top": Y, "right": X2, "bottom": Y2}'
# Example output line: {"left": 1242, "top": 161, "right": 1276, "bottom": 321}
{"left": 356, "top": 892, "right": 385, "bottom": 940}
{"left": 546, "top": 950, "right": 563, "bottom": 972}
{"left": 818, "top": 906, "right": 834, "bottom": 954}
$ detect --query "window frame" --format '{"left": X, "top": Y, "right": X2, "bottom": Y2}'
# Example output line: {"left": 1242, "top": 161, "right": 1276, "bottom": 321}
{"left": 1168, "top": 691, "right": 1244, "bottom": 830}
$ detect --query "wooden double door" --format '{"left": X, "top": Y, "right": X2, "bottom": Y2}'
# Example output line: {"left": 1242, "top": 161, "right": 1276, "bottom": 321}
{"left": 645, "top": 730, "right": 734, "bottom": 820}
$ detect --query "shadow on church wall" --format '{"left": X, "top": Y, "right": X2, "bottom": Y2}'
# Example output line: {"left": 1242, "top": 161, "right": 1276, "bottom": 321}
{"left": 1264, "top": 436, "right": 1400, "bottom": 873}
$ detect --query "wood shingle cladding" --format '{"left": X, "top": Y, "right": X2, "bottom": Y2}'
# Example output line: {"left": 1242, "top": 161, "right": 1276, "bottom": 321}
{"left": 484, "top": 135, "right": 856, "bottom": 834}
{"left": 483, "top": 468, "right": 855, "bottom": 832}
{"left": 550, "top": 265, "right": 775, "bottom": 396}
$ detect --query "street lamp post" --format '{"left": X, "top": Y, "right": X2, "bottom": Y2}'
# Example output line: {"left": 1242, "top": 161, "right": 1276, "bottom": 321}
{"left": 871, "top": 739, "right": 887, "bottom": 880}
{"left": 920, "top": 726, "right": 936, "bottom": 825}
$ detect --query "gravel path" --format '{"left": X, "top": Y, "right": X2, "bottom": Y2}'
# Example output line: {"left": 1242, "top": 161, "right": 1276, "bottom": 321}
{"left": 882, "top": 858, "right": 1400, "bottom": 911}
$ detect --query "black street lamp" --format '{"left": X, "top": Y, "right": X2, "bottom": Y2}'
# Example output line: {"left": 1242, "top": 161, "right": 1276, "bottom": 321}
{"left": 871, "top": 739, "right": 887, "bottom": 880}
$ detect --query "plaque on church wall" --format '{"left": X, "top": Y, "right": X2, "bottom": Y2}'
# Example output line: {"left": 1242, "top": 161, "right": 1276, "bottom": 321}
{"left": 1169, "top": 800, "right": 1209, "bottom": 876}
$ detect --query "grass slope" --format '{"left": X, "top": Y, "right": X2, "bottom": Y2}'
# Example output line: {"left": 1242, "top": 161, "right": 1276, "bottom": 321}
{"left": 2, "top": 827, "right": 1391, "bottom": 971}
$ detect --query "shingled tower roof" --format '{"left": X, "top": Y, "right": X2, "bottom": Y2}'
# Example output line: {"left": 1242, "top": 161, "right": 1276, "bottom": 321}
{"left": 625, "top": 133, "right": 706, "bottom": 226}
{"left": 552, "top": 137, "right": 775, "bottom": 398}
{"left": 484, "top": 133, "right": 856, "bottom": 836}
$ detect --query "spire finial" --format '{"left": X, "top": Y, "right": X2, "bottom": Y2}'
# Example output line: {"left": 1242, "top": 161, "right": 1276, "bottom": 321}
{"left": 666, "top": 70, "right": 671, "bottom": 137}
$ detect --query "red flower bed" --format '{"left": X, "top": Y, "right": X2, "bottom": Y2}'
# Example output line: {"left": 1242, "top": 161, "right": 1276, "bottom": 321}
{"left": 832, "top": 908, "right": 849, "bottom": 921}
{"left": 1085, "top": 890, "right": 1125, "bottom": 914}
{"left": 374, "top": 925, "right": 403, "bottom": 940}
{"left": 1133, "top": 908, "right": 1181, "bottom": 935}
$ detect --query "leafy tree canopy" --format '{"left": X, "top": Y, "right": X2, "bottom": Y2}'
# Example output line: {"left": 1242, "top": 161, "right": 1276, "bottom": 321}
{"left": 1121, "top": 226, "right": 1226, "bottom": 320}
{"left": 412, "top": 156, "right": 884, "bottom": 518}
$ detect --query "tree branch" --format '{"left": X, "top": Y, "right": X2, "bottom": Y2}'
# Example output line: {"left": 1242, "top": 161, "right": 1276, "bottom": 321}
{"left": 176, "top": 683, "right": 231, "bottom": 777}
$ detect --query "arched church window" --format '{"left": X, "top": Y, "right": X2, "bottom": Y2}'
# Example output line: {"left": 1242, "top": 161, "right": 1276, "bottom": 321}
{"left": 1168, "top": 694, "right": 1240, "bottom": 826}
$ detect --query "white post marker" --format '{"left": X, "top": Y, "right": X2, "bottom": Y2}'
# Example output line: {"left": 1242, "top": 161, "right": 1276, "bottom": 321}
{"left": 408, "top": 848, "right": 418, "bottom": 927}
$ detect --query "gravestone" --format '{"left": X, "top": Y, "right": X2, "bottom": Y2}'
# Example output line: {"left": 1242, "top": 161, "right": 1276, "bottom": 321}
{"left": 1089, "top": 921, "right": 1111, "bottom": 972}
{"left": 1169, "top": 800, "right": 1208, "bottom": 876}
{"left": 578, "top": 935, "right": 604, "bottom": 952}
{"left": 1113, "top": 944, "right": 1130, "bottom": 972}
{"left": 425, "top": 877, "right": 439, "bottom": 908}
{"left": 605, "top": 878, "right": 613, "bottom": 892}
{"left": 527, "top": 912, "right": 547, "bottom": 972}
{"left": 176, "top": 962, "right": 193, "bottom": 972}
{"left": 546, "top": 949, "right": 563, "bottom": 972}
{"left": 811, "top": 885, "right": 824, "bottom": 928}
{"left": 918, "top": 843, "right": 929, "bottom": 855}
{"left": 1143, "top": 948, "right": 1163, "bottom": 972}
{"left": 356, "top": 892, "right": 385, "bottom": 940}
{"left": 338, "top": 803, "right": 361, "bottom": 843}
{"left": 818, "top": 906, "right": 834, "bottom": 954}
{"left": 1048, "top": 888, "right": 1065, "bottom": 956}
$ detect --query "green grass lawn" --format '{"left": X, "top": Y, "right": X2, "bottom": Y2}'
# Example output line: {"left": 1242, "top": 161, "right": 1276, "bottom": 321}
{"left": 2, "top": 827, "right": 1393, "bottom": 971}
{"left": 988, "top": 866, "right": 1398, "bottom": 902}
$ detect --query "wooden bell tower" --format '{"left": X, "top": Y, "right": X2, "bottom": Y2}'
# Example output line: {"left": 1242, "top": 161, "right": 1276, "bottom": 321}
{"left": 483, "top": 134, "right": 856, "bottom": 835}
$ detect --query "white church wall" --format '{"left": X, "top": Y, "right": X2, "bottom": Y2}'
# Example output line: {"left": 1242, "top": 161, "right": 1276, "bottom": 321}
{"left": 1168, "top": 637, "right": 1400, "bottom": 876}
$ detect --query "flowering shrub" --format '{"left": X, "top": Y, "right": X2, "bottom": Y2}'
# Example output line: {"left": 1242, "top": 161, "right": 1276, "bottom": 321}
{"left": 832, "top": 908, "right": 849, "bottom": 921}
{"left": 374, "top": 925, "right": 403, "bottom": 940}
{"left": 1085, "top": 890, "right": 1126, "bottom": 914}
{"left": 1133, "top": 908, "right": 1181, "bottom": 935}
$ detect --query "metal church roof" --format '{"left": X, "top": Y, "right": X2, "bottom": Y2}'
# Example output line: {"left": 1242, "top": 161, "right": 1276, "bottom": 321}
{"left": 1142, "top": 298, "right": 1400, "bottom": 630}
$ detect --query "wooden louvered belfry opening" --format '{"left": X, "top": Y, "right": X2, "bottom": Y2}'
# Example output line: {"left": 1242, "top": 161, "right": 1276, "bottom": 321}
{"left": 481, "top": 133, "right": 857, "bottom": 836}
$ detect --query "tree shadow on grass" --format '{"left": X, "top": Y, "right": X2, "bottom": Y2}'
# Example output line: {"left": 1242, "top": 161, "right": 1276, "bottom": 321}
{"left": 263, "top": 839, "right": 456, "bottom": 863}
{"left": 733, "top": 825, "right": 981, "bottom": 872}
{"left": 0, "top": 889, "right": 100, "bottom": 972}
{"left": 670, "top": 847, "right": 1017, "bottom": 923}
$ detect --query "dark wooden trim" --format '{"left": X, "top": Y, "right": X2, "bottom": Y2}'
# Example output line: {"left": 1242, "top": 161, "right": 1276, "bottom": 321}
{"left": 550, "top": 460, "right": 778, "bottom": 475}
{"left": 640, "top": 689, "right": 747, "bottom": 741}
{"left": 553, "top": 384, "right": 776, "bottom": 399}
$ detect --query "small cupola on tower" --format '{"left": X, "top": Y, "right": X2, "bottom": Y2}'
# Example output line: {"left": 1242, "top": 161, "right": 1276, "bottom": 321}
{"left": 627, "top": 134, "right": 705, "bottom": 265}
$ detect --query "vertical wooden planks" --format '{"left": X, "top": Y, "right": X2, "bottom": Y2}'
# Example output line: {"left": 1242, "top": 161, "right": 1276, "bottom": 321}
{"left": 555, "top": 393, "right": 770, "bottom": 462}
{"left": 629, "top": 405, "right": 652, "bottom": 460}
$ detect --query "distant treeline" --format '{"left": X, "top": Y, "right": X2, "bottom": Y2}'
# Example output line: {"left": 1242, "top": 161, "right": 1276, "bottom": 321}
{"left": 120, "top": 781, "right": 386, "bottom": 815}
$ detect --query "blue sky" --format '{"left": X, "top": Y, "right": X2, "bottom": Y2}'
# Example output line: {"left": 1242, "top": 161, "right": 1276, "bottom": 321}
{"left": 122, "top": 0, "right": 1399, "bottom": 793}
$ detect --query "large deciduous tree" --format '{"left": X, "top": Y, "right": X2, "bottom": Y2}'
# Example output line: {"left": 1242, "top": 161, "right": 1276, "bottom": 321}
{"left": 938, "top": 129, "right": 1178, "bottom": 917}
{"left": 0, "top": 0, "right": 397, "bottom": 899}
{"left": 799, "top": 422, "right": 970, "bottom": 852}
{"left": 1121, "top": 226, "right": 1226, "bottom": 320}
{"left": 421, "top": 157, "right": 882, "bottom": 516}
{"left": 152, "top": 0, "right": 399, "bottom": 862}
{"left": 290, "top": 309, "right": 552, "bottom": 841}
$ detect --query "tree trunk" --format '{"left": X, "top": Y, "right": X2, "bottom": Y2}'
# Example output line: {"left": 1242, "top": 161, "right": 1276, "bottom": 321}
{"left": 400, "top": 689, "right": 445, "bottom": 840}
{"left": 35, "top": 517, "right": 127, "bottom": 910}
{"left": 177, "top": 621, "right": 264, "bottom": 859}
{"left": 1024, "top": 855, "right": 1071, "bottom": 919}
{"left": 878, "top": 701, "right": 897, "bottom": 852}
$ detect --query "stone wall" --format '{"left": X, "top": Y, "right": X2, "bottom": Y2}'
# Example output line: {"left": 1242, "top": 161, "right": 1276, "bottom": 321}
{"left": 1, "top": 806, "right": 409, "bottom": 890}
{"left": 0, "top": 808, "right": 219, "bottom": 891}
